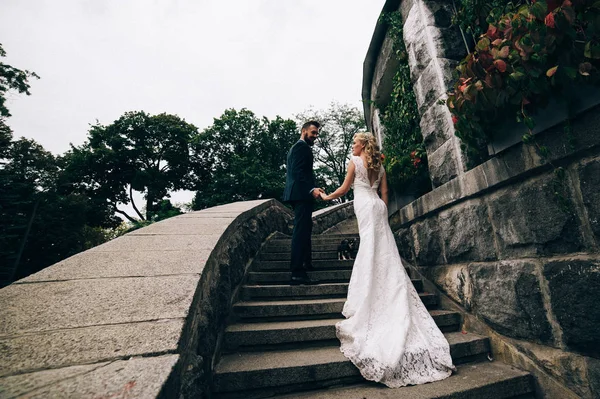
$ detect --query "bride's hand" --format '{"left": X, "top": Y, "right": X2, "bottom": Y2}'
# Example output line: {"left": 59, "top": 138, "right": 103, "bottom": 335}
{"left": 320, "top": 192, "right": 329, "bottom": 201}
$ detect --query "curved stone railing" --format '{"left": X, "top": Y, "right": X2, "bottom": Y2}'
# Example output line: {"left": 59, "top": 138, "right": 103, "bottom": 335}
{"left": 312, "top": 200, "right": 355, "bottom": 234}
{"left": 0, "top": 200, "right": 295, "bottom": 398}
{"left": 0, "top": 198, "right": 357, "bottom": 398}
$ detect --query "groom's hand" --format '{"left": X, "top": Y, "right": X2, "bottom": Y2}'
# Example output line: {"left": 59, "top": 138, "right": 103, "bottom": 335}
{"left": 311, "top": 188, "right": 322, "bottom": 199}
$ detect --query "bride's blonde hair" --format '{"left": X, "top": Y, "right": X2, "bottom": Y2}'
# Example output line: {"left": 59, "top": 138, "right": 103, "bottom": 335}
{"left": 354, "top": 132, "right": 382, "bottom": 171}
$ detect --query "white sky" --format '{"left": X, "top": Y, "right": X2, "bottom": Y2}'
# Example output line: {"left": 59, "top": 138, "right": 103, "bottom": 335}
{"left": 0, "top": 0, "right": 384, "bottom": 210}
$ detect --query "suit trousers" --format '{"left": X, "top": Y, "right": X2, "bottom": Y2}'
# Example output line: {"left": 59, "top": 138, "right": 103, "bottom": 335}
{"left": 290, "top": 200, "right": 313, "bottom": 274}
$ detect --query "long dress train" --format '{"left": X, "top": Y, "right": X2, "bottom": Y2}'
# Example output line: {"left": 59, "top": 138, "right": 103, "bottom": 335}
{"left": 336, "top": 156, "right": 455, "bottom": 387}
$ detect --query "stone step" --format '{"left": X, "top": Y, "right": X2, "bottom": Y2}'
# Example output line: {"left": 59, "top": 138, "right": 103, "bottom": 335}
{"left": 259, "top": 251, "right": 341, "bottom": 261}
{"left": 213, "top": 332, "right": 493, "bottom": 395}
{"left": 267, "top": 236, "right": 359, "bottom": 247}
{"left": 253, "top": 259, "right": 356, "bottom": 270}
{"left": 224, "top": 310, "right": 462, "bottom": 351}
{"left": 247, "top": 270, "right": 419, "bottom": 287}
{"left": 242, "top": 280, "right": 424, "bottom": 299}
{"left": 267, "top": 362, "right": 534, "bottom": 399}
{"left": 232, "top": 294, "right": 438, "bottom": 320}
{"left": 241, "top": 283, "right": 350, "bottom": 300}
{"left": 262, "top": 243, "right": 353, "bottom": 253}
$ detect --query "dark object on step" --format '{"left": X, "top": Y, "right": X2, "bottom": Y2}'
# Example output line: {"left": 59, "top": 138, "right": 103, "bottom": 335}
{"left": 338, "top": 238, "right": 358, "bottom": 260}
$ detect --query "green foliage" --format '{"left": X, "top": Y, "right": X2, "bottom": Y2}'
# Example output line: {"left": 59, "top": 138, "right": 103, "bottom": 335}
{"left": 295, "top": 103, "right": 366, "bottom": 204}
{"left": 378, "top": 12, "right": 431, "bottom": 194}
{"left": 448, "top": 0, "right": 600, "bottom": 164}
{"left": 190, "top": 109, "right": 299, "bottom": 210}
{"left": 0, "top": 43, "right": 39, "bottom": 157}
{"left": 66, "top": 111, "right": 198, "bottom": 221}
{"left": 0, "top": 138, "right": 121, "bottom": 284}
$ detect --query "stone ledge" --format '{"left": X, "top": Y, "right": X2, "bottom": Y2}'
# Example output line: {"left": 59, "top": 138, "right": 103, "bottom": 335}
{"left": 391, "top": 104, "right": 600, "bottom": 228}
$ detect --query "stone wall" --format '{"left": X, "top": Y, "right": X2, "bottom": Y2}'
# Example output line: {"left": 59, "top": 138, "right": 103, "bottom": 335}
{"left": 363, "top": 2, "right": 600, "bottom": 396}
{"left": 391, "top": 105, "right": 600, "bottom": 398}
{"left": 363, "top": 0, "right": 469, "bottom": 188}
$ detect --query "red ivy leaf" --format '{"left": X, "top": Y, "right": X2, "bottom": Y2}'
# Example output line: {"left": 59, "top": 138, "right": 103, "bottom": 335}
{"left": 547, "top": 65, "right": 558, "bottom": 77}
{"left": 494, "top": 59, "right": 508, "bottom": 73}
{"left": 545, "top": 13, "right": 556, "bottom": 28}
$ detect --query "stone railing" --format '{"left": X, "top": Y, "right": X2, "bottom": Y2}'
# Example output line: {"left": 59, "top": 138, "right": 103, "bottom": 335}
{"left": 0, "top": 200, "right": 294, "bottom": 398}
{"left": 0, "top": 198, "right": 355, "bottom": 398}
{"left": 390, "top": 105, "right": 600, "bottom": 399}
{"left": 312, "top": 201, "right": 355, "bottom": 234}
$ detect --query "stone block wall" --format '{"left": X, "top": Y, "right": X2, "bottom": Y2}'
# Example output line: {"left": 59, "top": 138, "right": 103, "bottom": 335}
{"left": 391, "top": 105, "right": 600, "bottom": 398}
{"left": 364, "top": 0, "right": 469, "bottom": 188}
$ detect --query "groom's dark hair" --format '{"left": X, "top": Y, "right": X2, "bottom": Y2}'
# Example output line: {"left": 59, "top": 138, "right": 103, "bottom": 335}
{"left": 301, "top": 120, "right": 321, "bottom": 131}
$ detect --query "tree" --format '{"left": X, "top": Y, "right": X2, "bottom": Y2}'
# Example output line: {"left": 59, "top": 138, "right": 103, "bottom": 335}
{"left": 0, "top": 138, "right": 122, "bottom": 284}
{"left": 295, "top": 102, "right": 366, "bottom": 202}
{"left": 67, "top": 111, "right": 198, "bottom": 221}
{"left": 0, "top": 43, "right": 39, "bottom": 157}
{"left": 190, "top": 109, "right": 298, "bottom": 210}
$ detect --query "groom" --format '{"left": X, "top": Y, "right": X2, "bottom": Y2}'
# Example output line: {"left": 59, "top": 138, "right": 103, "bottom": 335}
{"left": 283, "top": 121, "right": 323, "bottom": 285}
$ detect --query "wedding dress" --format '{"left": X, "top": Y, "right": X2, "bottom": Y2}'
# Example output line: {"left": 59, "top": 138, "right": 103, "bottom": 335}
{"left": 336, "top": 156, "right": 455, "bottom": 387}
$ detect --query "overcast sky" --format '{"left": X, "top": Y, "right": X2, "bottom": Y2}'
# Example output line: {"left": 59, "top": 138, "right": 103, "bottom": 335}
{"left": 0, "top": 0, "right": 384, "bottom": 208}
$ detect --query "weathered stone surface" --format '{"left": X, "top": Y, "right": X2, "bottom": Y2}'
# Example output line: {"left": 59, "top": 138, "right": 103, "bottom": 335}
{"left": 0, "top": 275, "right": 199, "bottom": 336}
{"left": 0, "top": 319, "right": 183, "bottom": 377}
{"left": 0, "top": 355, "right": 179, "bottom": 399}
{"left": 428, "top": 139, "right": 460, "bottom": 187}
{"left": 514, "top": 341, "right": 594, "bottom": 398}
{"left": 410, "top": 216, "right": 444, "bottom": 266}
{"left": 422, "top": 0, "right": 454, "bottom": 28}
{"left": 371, "top": 34, "right": 400, "bottom": 108}
{"left": 488, "top": 174, "right": 584, "bottom": 257}
{"left": 419, "top": 103, "right": 453, "bottom": 153}
{"left": 88, "top": 233, "right": 222, "bottom": 252}
{"left": 424, "top": 264, "right": 472, "bottom": 310}
{"left": 438, "top": 200, "right": 497, "bottom": 263}
{"left": 544, "top": 257, "right": 600, "bottom": 357}
{"left": 18, "top": 250, "right": 211, "bottom": 282}
{"left": 427, "top": 26, "right": 468, "bottom": 61}
{"left": 470, "top": 261, "right": 553, "bottom": 344}
{"left": 313, "top": 201, "right": 355, "bottom": 234}
{"left": 414, "top": 61, "right": 445, "bottom": 114}
{"left": 578, "top": 157, "right": 600, "bottom": 239}
{"left": 394, "top": 227, "right": 415, "bottom": 262}
{"left": 407, "top": 27, "right": 432, "bottom": 84}
{"left": 587, "top": 356, "right": 600, "bottom": 399}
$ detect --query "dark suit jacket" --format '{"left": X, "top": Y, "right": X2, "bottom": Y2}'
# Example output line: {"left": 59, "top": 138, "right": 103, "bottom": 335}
{"left": 282, "top": 139, "right": 315, "bottom": 202}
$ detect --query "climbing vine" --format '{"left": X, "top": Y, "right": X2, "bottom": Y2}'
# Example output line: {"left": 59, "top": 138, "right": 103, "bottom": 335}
{"left": 378, "top": 11, "right": 431, "bottom": 194}
{"left": 447, "top": 0, "right": 600, "bottom": 164}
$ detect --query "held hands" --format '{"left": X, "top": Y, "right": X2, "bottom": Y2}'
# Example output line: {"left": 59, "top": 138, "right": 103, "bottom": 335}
{"left": 311, "top": 188, "right": 324, "bottom": 199}
{"left": 319, "top": 191, "right": 331, "bottom": 201}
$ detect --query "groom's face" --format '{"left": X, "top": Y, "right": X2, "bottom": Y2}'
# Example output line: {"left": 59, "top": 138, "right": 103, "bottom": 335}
{"left": 302, "top": 125, "right": 319, "bottom": 146}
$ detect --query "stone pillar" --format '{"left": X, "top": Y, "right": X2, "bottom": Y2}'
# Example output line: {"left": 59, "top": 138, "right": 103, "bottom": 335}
{"left": 401, "top": 0, "right": 469, "bottom": 187}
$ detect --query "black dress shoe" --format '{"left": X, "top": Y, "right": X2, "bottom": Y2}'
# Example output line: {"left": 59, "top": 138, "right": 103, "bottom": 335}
{"left": 290, "top": 273, "right": 313, "bottom": 285}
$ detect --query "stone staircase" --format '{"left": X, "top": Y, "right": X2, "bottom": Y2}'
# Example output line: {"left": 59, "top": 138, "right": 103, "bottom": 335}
{"left": 211, "top": 233, "right": 535, "bottom": 398}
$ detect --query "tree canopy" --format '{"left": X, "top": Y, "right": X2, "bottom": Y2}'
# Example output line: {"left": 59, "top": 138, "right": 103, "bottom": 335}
{"left": 66, "top": 111, "right": 198, "bottom": 221}
{"left": 190, "top": 109, "right": 298, "bottom": 210}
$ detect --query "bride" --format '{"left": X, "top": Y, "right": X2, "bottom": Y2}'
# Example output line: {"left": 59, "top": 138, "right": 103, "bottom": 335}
{"left": 319, "top": 132, "right": 455, "bottom": 387}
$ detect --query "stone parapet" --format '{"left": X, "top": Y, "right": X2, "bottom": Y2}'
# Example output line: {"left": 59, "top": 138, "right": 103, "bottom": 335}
{"left": 0, "top": 199, "right": 293, "bottom": 398}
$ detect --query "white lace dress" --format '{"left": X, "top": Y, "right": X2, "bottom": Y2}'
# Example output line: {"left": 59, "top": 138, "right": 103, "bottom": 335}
{"left": 336, "top": 156, "right": 455, "bottom": 387}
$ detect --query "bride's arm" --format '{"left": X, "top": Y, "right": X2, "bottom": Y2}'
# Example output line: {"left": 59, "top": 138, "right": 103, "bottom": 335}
{"left": 321, "top": 161, "right": 355, "bottom": 201}
{"left": 379, "top": 170, "right": 389, "bottom": 207}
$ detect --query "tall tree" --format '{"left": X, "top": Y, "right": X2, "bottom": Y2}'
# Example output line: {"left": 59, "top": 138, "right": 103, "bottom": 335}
{"left": 190, "top": 109, "right": 298, "bottom": 210}
{"left": 296, "top": 102, "right": 366, "bottom": 201}
{"left": 67, "top": 111, "right": 198, "bottom": 221}
{"left": 0, "top": 43, "right": 39, "bottom": 156}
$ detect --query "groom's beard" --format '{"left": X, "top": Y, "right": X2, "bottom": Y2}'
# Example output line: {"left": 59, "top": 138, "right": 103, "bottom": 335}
{"left": 304, "top": 136, "right": 315, "bottom": 146}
